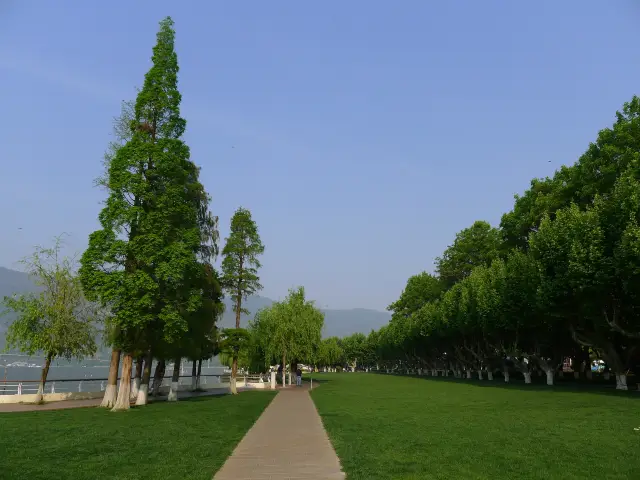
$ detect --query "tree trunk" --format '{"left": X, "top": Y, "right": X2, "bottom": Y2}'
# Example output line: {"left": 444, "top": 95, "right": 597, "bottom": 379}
{"left": 111, "top": 353, "right": 133, "bottom": 411}
{"left": 230, "top": 356, "right": 238, "bottom": 395}
{"left": 191, "top": 360, "right": 197, "bottom": 391}
{"left": 503, "top": 369, "right": 510, "bottom": 383}
{"left": 135, "top": 350, "right": 153, "bottom": 406}
{"left": 466, "top": 370, "right": 472, "bottom": 379}
{"left": 477, "top": 369, "right": 483, "bottom": 380}
{"left": 35, "top": 352, "right": 53, "bottom": 403}
{"left": 586, "top": 370, "right": 593, "bottom": 380}
{"left": 487, "top": 371, "right": 494, "bottom": 381}
{"left": 615, "top": 374, "right": 628, "bottom": 391}
{"left": 523, "top": 372, "right": 532, "bottom": 384}
{"left": 281, "top": 351, "right": 287, "bottom": 387}
{"left": 131, "top": 355, "right": 143, "bottom": 400}
{"left": 288, "top": 365, "right": 292, "bottom": 385}
{"left": 545, "top": 369, "right": 555, "bottom": 386}
{"left": 168, "top": 358, "right": 181, "bottom": 401}
{"left": 101, "top": 348, "right": 120, "bottom": 408}
{"left": 152, "top": 358, "right": 165, "bottom": 396}
{"left": 196, "top": 359, "right": 202, "bottom": 390}
{"left": 230, "top": 286, "right": 242, "bottom": 395}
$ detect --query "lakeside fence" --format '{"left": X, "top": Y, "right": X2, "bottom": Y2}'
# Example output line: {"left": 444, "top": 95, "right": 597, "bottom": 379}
{"left": 0, "top": 373, "right": 269, "bottom": 396}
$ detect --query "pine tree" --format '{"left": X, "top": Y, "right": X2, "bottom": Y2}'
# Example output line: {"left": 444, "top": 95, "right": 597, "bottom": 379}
{"left": 80, "top": 17, "right": 216, "bottom": 410}
{"left": 221, "top": 207, "right": 265, "bottom": 394}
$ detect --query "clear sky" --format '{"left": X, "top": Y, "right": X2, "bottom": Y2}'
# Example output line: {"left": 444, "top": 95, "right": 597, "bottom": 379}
{"left": 1, "top": 1, "right": 639, "bottom": 311}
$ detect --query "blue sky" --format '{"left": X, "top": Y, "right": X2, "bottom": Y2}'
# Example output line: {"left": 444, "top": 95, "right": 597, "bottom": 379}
{"left": 1, "top": 1, "right": 639, "bottom": 311}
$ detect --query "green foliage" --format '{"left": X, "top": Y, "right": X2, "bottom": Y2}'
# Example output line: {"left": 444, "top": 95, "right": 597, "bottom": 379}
{"left": 2, "top": 239, "right": 98, "bottom": 361}
{"left": 435, "top": 220, "right": 502, "bottom": 288}
{"left": 220, "top": 207, "right": 265, "bottom": 323}
{"left": 79, "top": 17, "right": 216, "bottom": 354}
{"left": 387, "top": 272, "right": 443, "bottom": 317}
{"left": 341, "top": 333, "right": 368, "bottom": 369}
{"left": 317, "top": 337, "right": 345, "bottom": 368}
{"left": 359, "top": 94, "right": 640, "bottom": 381}
{"left": 250, "top": 286, "right": 324, "bottom": 367}
{"left": 501, "top": 95, "right": 640, "bottom": 250}
{"left": 218, "top": 328, "right": 251, "bottom": 360}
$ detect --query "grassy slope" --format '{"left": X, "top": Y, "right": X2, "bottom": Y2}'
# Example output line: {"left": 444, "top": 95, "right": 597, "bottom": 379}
{"left": 0, "top": 391, "right": 276, "bottom": 480}
{"left": 310, "top": 374, "right": 639, "bottom": 480}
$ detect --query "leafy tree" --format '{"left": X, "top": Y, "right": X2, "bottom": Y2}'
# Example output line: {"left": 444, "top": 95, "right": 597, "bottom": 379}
{"left": 387, "top": 272, "right": 443, "bottom": 318}
{"left": 435, "top": 220, "right": 502, "bottom": 288}
{"left": 80, "top": 17, "right": 214, "bottom": 410}
{"left": 317, "top": 337, "right": 344, "bottom": 371}
{"left": 501, "top": 96, "right": 640, "bottom": 250}
{"left": 341, "top": 333, "right": 367, "bottom": 371}
{"left": 220, "top": 207, "right": 265, "bottom": 394}
{"left": 251, "top": 287, "right": 324, "bottom": 386}
{"left": 1, "top": 239, "right": 98, "bottom": 402}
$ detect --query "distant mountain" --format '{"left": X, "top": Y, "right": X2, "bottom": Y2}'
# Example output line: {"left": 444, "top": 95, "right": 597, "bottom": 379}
{"left": 0, "top": 267, "right": 390, "bottom": 345}
{"left": 219, "top": 297, "right": 390, "bottom": 338}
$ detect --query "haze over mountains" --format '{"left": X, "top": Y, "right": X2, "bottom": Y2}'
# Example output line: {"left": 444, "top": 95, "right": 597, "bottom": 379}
{"left": 0, "top": 266, "right": 391, "bottom": 351}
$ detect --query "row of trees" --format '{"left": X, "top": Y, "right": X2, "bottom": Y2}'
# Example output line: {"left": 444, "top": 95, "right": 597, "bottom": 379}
{"left": 353, "top": 95, "right": 640, "bottom": 390}
{"left": 1, "top": 17, "right": 268, "bottom": 409}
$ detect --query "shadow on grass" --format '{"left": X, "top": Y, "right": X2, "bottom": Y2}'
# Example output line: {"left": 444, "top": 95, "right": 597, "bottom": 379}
{"left": 383, "top": 372, "right": 640, "bottom": 399}
{"left": 303, "top": 375, "right": 334, "bottom": 385}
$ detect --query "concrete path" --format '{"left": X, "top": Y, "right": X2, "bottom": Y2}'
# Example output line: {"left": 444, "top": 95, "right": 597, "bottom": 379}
{"left": 214, "top": 386, "right": 345, "bottom": 480}
{"left": 0, "top": 387, "right": 231, "bottom": 413}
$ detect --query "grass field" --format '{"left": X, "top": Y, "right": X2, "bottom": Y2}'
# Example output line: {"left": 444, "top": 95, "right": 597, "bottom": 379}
{"left": 0, "top": 391, "right": 276, "bottom": 480}
{"left": 310, "top": 373, "right": 639, "bottom": 480}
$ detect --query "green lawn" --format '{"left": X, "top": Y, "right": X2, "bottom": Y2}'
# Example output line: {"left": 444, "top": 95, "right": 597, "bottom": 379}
{"left": 0, "top": 391, "right": 276, "bottom": 480}
{"left": 310, "top": 373, "right": 639, "bottom": 480}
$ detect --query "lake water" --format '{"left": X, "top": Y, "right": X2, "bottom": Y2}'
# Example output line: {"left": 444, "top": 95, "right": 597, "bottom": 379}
{"left": 0, "top": 353, "right": 228, "bottom": 395}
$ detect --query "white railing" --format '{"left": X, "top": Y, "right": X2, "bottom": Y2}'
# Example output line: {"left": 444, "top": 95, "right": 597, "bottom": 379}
{"left": 0, "top": 373, "right": 268, "bottom": 396}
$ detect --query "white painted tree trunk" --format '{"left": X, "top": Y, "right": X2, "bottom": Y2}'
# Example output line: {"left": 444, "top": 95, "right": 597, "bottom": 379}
{"left": 191, "top": 375, "right": 197, "bottom": 391}
{"left": 545, "top": 369, "right": 554, "bottom": 386}
{"left": 101, "top": 349, "right": 120, "bottom": 408}
{"left": 524, "top": 372, "right": 532, "bottom": 384}
{"left": 135, "top": 383, "right": 149, "bottom": 406}
{"left": 101, "top": 384, "right": 117, "bottom": 408}
{"left": 168, "top": 358, "right": 181, "bottom": 401}
{"left": 432, "top": 369, "right": 437, "bottom": 377}
{"left": 604, "top": 372, "right": 611, "bottom": 381}
{"left": 487, "top": 371, "right": 494, "bottom": 381}
{"left": 616, "top": 374, "right": 628, "bottom": 390}
{"left": 35, "top": 383, "right": 45, "bottom": 404}
{"left": 466, "top": 370, "right": 472, "bottom": 379}
{"left": 504, "top": 370, "right": 510, "bottom": 383}
{"left": 168, "top": 381, "right": 179, "bottom": 400}
{"left": 131, "top": 378, "right": 141, "bottom": 400}
{"left": 112, "top": 354, "right": 133, "bottom": 411}
{"left": 477, "top": 370, "right": 483, "bottom": 380}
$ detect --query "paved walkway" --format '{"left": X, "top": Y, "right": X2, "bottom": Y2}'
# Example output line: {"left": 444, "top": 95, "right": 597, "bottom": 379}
{"left": 214, "top": 386, "right": 345, "bottom": 480}
{"left": 0, "top": 387, "right": 231, "bottom": 413}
